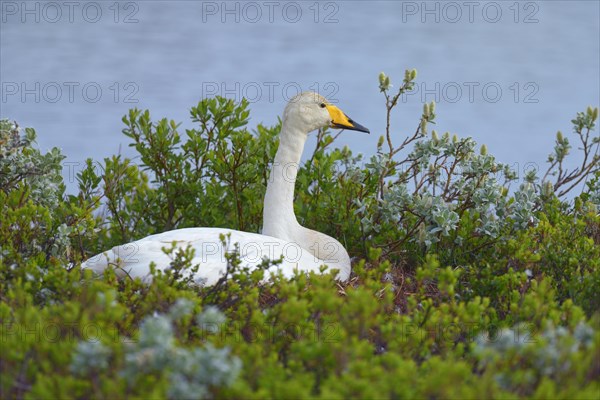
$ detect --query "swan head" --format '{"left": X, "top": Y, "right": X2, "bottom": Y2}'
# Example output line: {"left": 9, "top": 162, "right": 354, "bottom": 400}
{"left": 283, "top": 91, "right": 370, "bottom": 134}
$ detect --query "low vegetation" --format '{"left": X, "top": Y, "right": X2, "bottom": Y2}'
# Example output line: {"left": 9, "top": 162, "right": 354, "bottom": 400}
{"left": 1, "top": 71, "right": 599, "bottom": 399}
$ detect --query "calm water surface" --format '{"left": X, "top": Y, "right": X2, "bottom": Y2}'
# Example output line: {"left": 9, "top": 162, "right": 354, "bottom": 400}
{"left": 1, "top": 1, "right": 598, "bottom": 191}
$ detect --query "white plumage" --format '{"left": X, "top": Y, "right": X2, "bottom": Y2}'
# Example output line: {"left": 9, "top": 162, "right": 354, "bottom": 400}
{"left": 83, "top": 92, "right": 369, "bottom": 285}
{"left": 84, "top": 228, "right": 340, "bottom": 286}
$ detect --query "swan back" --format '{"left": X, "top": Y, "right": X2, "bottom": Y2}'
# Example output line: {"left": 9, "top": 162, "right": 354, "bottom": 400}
{"left": 83, "top": 228, "right": 346, "bottom": 285}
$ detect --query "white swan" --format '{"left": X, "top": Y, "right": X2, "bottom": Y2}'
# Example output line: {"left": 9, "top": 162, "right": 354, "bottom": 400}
{"left": 83, "top": 92, "right": 369, "bottom": 285}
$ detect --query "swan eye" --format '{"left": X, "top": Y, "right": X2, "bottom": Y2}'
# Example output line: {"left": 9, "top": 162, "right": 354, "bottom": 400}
{"left": 319, "top": 103, "right": 326, "bottom": 108}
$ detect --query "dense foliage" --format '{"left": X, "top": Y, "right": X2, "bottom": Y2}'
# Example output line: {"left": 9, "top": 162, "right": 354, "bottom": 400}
{"left": 1, "top": 71, "right": 599, "bottom": 399}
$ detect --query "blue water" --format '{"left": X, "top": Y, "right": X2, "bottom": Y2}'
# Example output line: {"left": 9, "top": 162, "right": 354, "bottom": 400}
{"left": 1, "top": 1, "right": 599, "bottom": 192}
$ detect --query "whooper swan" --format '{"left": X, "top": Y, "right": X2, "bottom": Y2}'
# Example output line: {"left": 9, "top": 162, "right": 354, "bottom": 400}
{"left": 83, "top": 92, "right": 369, "bottom": 285}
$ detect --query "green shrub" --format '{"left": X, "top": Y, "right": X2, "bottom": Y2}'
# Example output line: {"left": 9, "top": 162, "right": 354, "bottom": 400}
{"left": 1, "top": 71, "right": 598, "bottom": 399}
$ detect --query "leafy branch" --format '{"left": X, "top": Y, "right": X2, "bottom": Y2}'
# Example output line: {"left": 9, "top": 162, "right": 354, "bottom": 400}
{"left": 542, "top": 106, "right": 599, "bottom": 197}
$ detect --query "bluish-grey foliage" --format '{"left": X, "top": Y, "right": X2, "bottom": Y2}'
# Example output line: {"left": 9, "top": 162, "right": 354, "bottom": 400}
{"left": 196, "top": 305, "right": 227, "bottom": 334}
{"left": 0, "top": 119, "right": 64, "bottom": 209}
{"left": 70, "top": 340, "right": 112, "bottom": 376}
{"left": 69, "top": 305, "right": 241, "bottom": 400}
{"left": 120, "top": 308, "right": 241, "bottom": 399}
{"left": 474, "top": 321, "right": 596, "bottom": 390}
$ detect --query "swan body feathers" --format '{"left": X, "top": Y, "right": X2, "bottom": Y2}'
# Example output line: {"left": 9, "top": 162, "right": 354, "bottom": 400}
{"left": 83, "top": 92, "right": 369, "bottom": 285}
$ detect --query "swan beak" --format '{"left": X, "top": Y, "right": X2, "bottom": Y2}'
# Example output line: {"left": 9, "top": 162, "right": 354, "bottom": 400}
{"left": 326, "top": 105, "right": 370, "bottom": 133}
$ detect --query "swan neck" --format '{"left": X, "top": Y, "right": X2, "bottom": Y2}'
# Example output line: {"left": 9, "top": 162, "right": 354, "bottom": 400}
{"left": 262, "top": 121, "right": 307, "bottom": 239}
{"left": 262, "top": 118, "right": 352, "bottom": 279}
